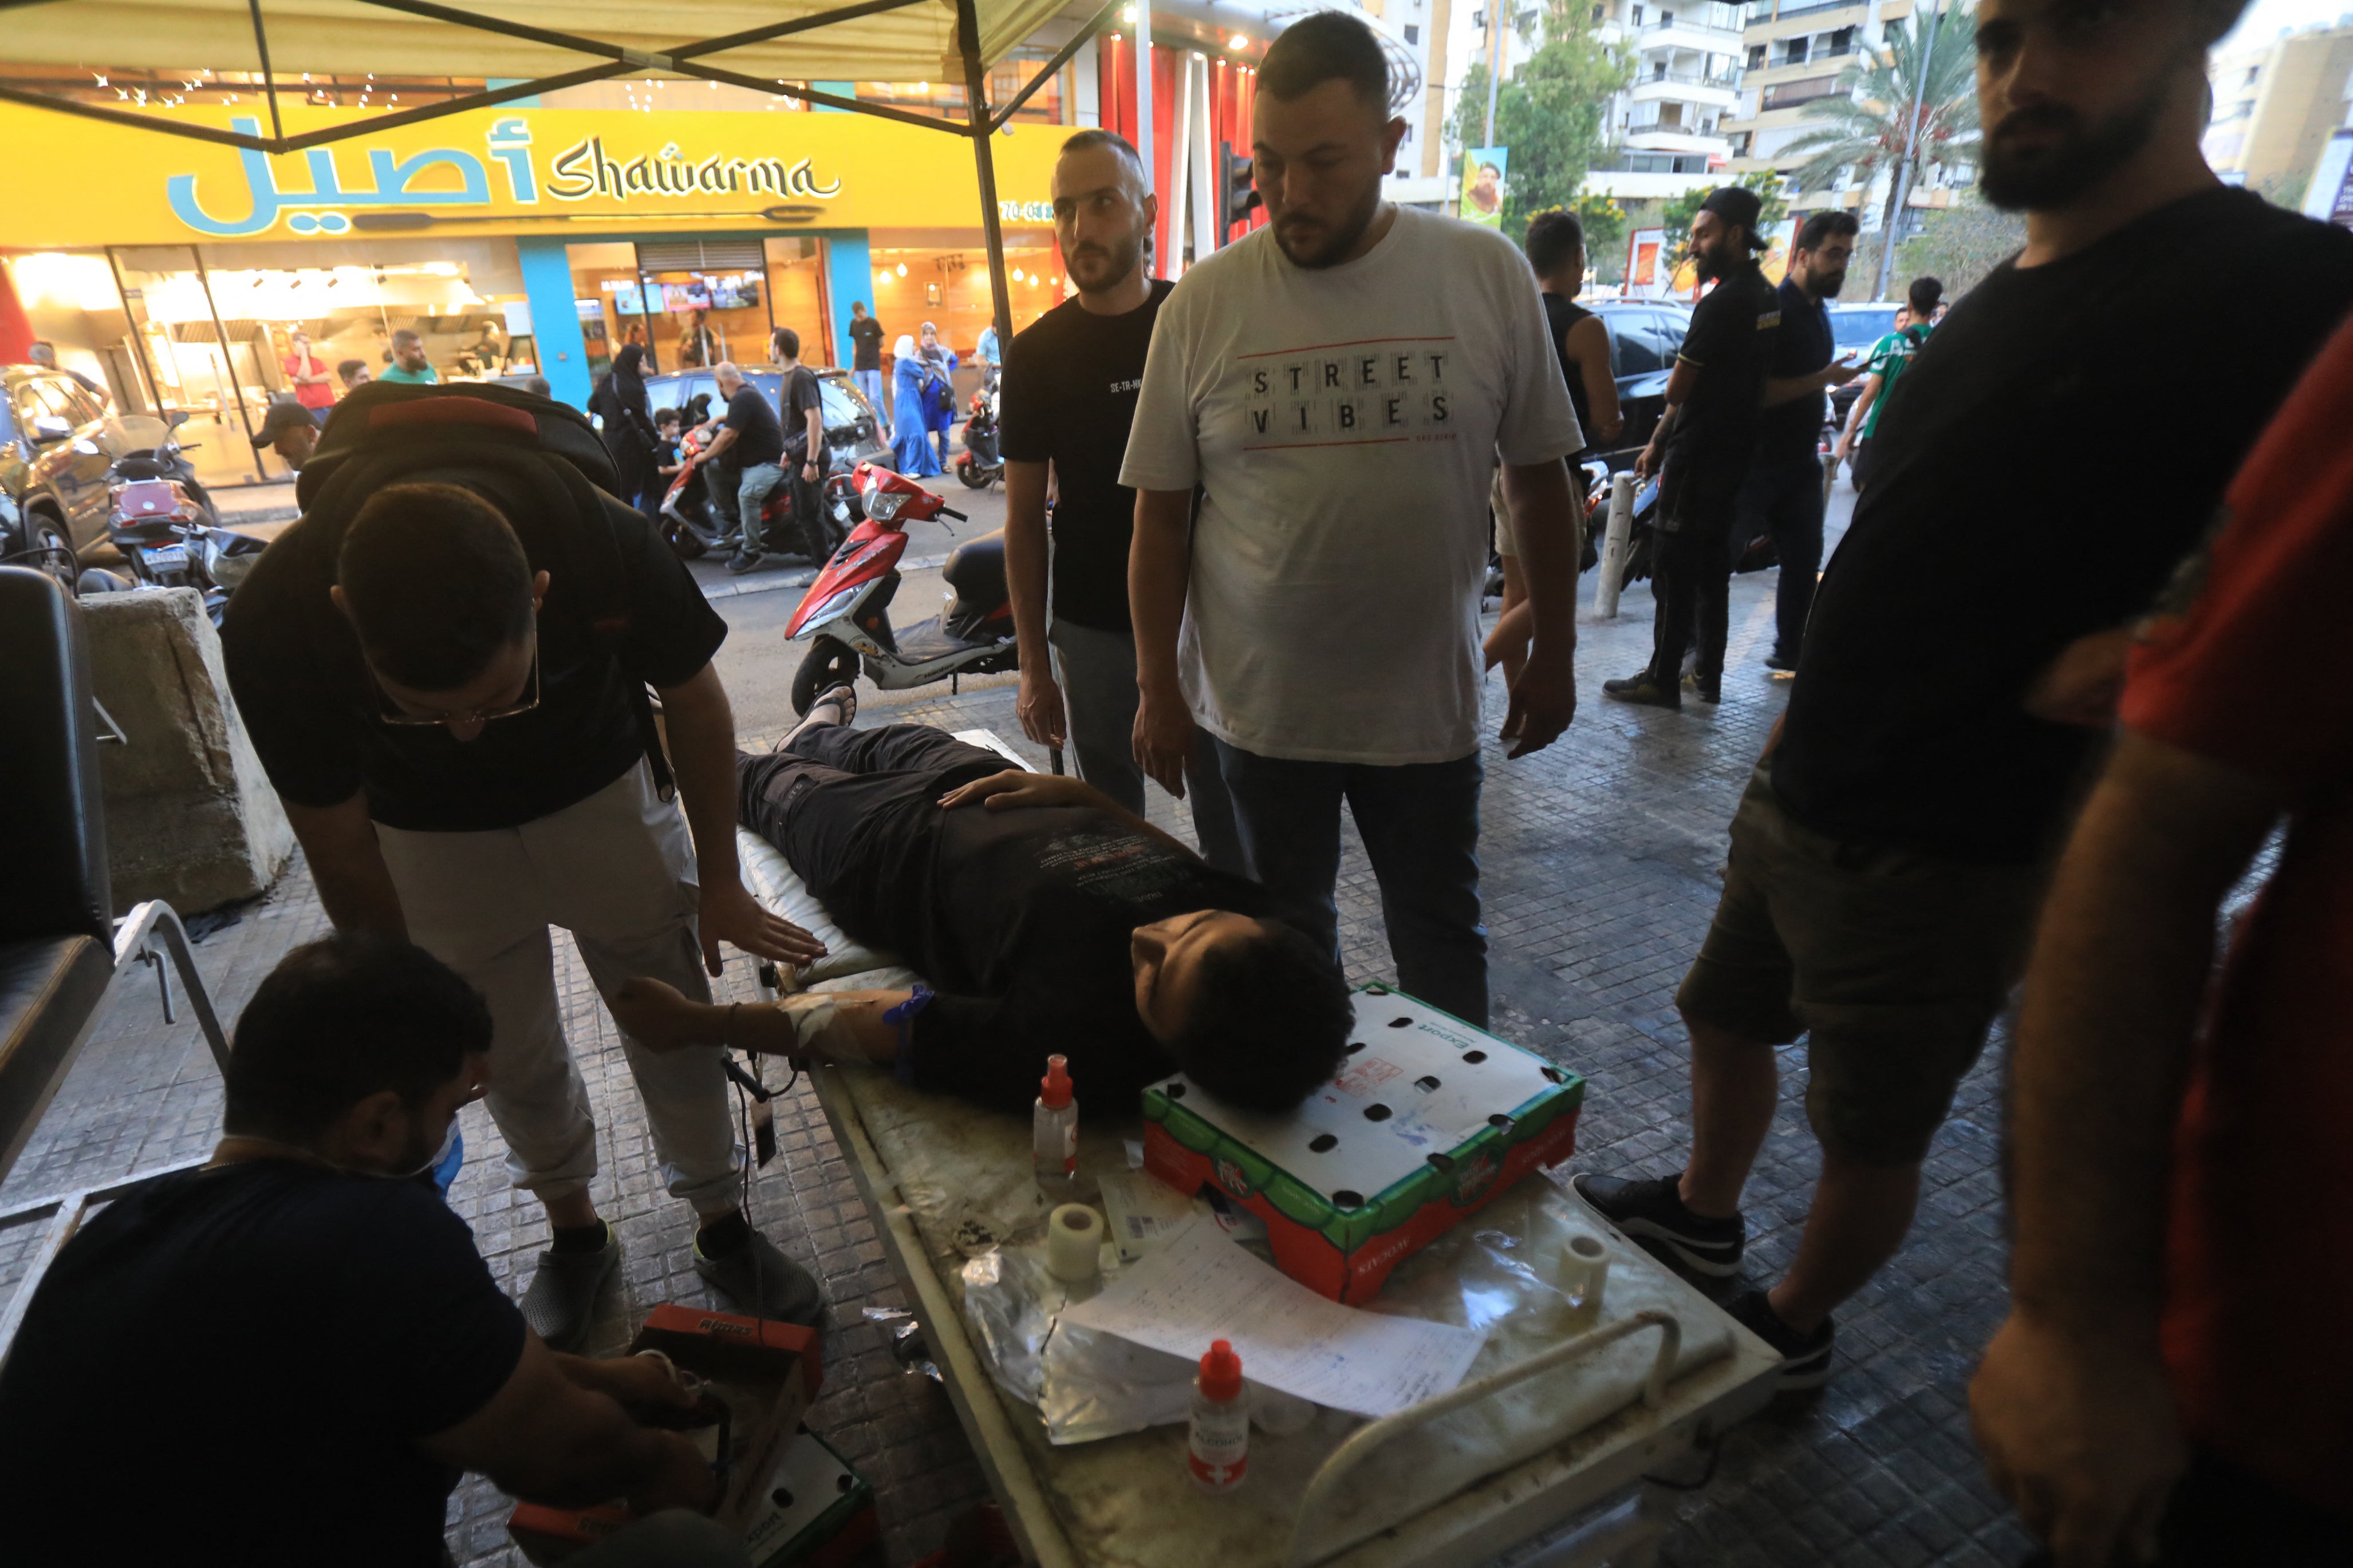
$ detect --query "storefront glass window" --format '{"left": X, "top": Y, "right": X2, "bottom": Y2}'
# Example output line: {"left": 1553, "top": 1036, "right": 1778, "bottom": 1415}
{"left": 111, "top": 238, "right": 529, "bottom": 487}
{"left": 764, "top": 237, "right": 831, "bottom": 366}
{"left": 868, "top": 240, "right": 1059, "bottom": 364}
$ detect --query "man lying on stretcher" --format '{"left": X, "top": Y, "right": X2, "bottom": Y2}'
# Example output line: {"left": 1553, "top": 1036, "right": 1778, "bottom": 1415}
{"left": 614, "top": 689, "right": 1354, "bottom": 1116}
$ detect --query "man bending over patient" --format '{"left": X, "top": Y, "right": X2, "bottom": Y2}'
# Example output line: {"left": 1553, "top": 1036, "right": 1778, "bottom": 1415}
{"left": 616, "top": 689, "right": 1354, "bottom": 1115}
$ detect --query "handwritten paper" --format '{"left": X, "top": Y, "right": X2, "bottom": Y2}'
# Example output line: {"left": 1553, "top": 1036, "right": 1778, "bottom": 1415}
{"left": 1057, "top": 1222, "right": 1485, "bottom": 1417}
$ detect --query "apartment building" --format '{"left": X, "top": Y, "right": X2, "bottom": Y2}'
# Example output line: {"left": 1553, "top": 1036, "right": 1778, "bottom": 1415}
{"left": 1433, "top": 0, "right": 1743, "bottom": 208}
{"left": 2205, "top": 21, "right": 2353, "bottom": 205}
{"left": 1721, "top": 0, "right": 1974, "bottom": 235}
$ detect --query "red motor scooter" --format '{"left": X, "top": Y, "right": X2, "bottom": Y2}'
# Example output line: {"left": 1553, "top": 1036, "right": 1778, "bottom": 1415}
{"left": 656, "top": 422, "right": 859, "bottom": 563}
{"left": 783, "top": 463, "right": 1026, "bottom": 715}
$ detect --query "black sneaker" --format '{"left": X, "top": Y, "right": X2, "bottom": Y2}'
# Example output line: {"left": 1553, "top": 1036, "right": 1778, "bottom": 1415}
{"left": 1763, "top": 650, "right": 1798, "bottom": 676}
{"left": 725, "top": 549, "right": 763, "bottom": 575}
{"left": 519, "top": 1224, "right": 620, "bottom": 1352}
{"left": 1684, "top": 673, "right": 1722, "bottom": 705}
{"left": 695, "top": 1226, "right": 826, "bottom": 1328}
{"left": 1601, "top": 670, "right": 1680, "bottom": 709}
{"left": 1572, "top": 1171, "right": 1745, "bottom": 1281}
{"left": 1727, "top": 1289, "right": 1835, "bottom": 1391}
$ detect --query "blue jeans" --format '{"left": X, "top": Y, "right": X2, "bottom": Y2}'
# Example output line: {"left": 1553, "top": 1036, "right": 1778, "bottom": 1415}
{"left": 1733, "top": 454, "right": 1828, "bottom": 662}
{"left": 852, "top": 369, "right": 886, "bottom": 429}
{"left": 1212, "top": 740, "right": 1487, "bottom": 1025}
{"left": 736, "top": 461, "right": 785, "bottom": 556}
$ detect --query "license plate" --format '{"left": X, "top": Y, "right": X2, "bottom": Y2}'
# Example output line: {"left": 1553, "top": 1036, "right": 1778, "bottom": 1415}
{"left": 144, "top": 544, "right": 188, "bottom": 570}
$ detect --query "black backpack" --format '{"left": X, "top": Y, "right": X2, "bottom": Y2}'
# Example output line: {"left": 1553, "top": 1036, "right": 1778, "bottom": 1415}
{"left": 295, "top": 381, "right": 675, "bottom": 796}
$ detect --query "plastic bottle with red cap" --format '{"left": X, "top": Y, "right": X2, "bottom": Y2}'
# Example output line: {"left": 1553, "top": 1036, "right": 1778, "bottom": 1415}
{"left": 1032, "top": 1054, "right": 1078, "bottom": 1192}
{"left": 1187, "top": 1340, "right": 1248, "bottom": 1494}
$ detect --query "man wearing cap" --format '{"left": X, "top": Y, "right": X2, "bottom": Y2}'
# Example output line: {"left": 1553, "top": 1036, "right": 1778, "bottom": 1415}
{"left": 254, "top": 398, "right": 321, "bottom": 471}
{"left": 1602, "top": 186, "right": 1780, "bottom": 710}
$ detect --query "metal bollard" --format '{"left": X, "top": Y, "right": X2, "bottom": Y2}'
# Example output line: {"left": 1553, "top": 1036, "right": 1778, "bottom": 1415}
{"left": 1594, "top": 471, "right": 1636, "bottom": 618}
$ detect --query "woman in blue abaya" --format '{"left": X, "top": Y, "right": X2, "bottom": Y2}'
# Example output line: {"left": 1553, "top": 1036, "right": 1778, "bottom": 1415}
{"left": 891, "top": 334, "right": 944, "bottom": 477}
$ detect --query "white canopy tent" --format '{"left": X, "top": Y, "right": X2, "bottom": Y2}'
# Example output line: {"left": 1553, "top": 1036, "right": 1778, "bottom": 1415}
{"left": 0, "top": 0, "right": 1121, "bottom": 349}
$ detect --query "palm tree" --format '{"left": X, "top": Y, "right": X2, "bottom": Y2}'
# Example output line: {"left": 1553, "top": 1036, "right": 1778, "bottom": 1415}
{"left": 1778, "top": 8, "right": 1980, "bottom": 296}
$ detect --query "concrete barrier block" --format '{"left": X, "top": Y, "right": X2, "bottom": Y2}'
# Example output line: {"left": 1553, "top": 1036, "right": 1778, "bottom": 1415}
{"left": 82, "top": 588, "right": 294, "bottom": 915}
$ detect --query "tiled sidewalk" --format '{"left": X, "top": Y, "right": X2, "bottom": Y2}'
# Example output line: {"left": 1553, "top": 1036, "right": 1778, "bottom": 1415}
{"left": 1, "top": 527, "right": 2040, "bottom": 1566}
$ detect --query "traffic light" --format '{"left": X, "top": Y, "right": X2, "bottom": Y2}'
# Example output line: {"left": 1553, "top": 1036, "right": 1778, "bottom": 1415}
{"left": 1218, "top": 140, "right": 1262, "bottom": 238}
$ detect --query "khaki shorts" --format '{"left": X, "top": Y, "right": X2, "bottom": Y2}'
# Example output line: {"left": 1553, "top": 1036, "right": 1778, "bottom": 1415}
{"left": 1676, "top": 766, "right": 2048, "bottom": 1167}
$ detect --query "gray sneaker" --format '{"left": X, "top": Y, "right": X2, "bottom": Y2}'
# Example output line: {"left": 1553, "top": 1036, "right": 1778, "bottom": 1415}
{"left": 520, "top": 1225, "right": 620, "bottom": 1352}
{"left": 695, "top": 1227, "right": 826, "bottom": 1328}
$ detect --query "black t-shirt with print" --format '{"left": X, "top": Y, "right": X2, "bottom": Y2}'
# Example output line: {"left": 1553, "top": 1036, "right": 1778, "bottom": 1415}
{"left": 806, "top": 781, "right": 1266, "bottom": 1114}
{"left": 723, "top": 383, "right": 786, "bottom": 468}
{"left": 998, "top": 281, "right": 1176, "bottom": 634}
{"left": 223, "top": 475, "right": 726, "bottom": 832}
{"left": 1774, "top": 188, "right": 2353, "bottom": 862}
{"left": 1663, "top": 259, "right": 1779, "bottom": 493}
{"left": 848, "top": 316, "right": 885, "bottom": 372}
{"left": 0, "top": 1160, "right": 525, "bottom": 1567}
{"left": 1757, "top": 276, "right": 1834, "bottom": 464}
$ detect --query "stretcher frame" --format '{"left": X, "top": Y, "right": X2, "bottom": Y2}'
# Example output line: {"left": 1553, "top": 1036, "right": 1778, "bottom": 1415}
{"left": 805, "top": 1060, "right": 1782, "bottom": 1568}
{"left": 742, "top": 730, "right": 1784, "bottom": 1566}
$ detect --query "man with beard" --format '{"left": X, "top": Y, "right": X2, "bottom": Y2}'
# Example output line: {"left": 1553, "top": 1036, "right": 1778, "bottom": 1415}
{"left": 1000, "top": 129, "right": 1244, "bottom": 872}
{"left": 1744, "top": 209, "right": 1861, "bottom": 676}
{"left": 1574, "top": 0, "right": 2353, "bottom": 1393}
{"left": 1124, "top": 10, "right": 1583, "bottom": 1028}
{"left": 1602, "top": 187, "right": 1783, "bottom": 710}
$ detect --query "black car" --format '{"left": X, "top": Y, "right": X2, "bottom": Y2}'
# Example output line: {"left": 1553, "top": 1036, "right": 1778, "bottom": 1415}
{"left": 1, "top": 364, "right": 199, "bottom": 587}
{"left": 640, "top": 364, "right": 892, "bottom": 479}
{"left": 1583, "top": 301, "right": 1692, "bottom": 462}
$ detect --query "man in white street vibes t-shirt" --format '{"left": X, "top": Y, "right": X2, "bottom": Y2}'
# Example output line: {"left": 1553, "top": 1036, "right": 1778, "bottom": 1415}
{"left": 1122, "top": 10, "right": 1585, "bottom": 1026}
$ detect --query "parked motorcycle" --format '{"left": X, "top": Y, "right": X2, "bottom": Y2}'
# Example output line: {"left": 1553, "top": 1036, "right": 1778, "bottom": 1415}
{"left": 954, "top": 370, "right": 1003, "bottom": 491}
{"left": 83, "top": 452, "right": 261, "bottom": 625}
{"left": 785, "top": 464, "right": 1025, "bottom": 714}
{"left": 657, "top": 420, "right": 864, "bottom": 564}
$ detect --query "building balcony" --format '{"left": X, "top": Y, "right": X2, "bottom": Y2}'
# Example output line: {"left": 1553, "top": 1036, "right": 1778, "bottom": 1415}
{"left": 1630, "top": 74, "right": 1741, "bottom": 106}
{"left": 1759, "top": 73, "right": 1846, "bottom": 110}
{"left": 1625, "top": 127, "right": 1732, "bottom": 154}
{"left": 1744, "top": 0, "right": 1865, "bottom": 24}
{"left": 1638, "top": 17, "right": 1745, "bottom": 52}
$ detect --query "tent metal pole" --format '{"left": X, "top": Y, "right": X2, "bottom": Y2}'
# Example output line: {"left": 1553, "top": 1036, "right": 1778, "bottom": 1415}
{"left": 958, "top": 0, "right": 1016, "bottom": 360}
{"left": 991, "top": 0, "right": 1120, "bottom": 132}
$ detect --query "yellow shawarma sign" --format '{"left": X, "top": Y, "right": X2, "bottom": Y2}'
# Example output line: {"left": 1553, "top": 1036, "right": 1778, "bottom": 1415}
{"left": 0, "top": 102, "right": 1061, "bottom": 249}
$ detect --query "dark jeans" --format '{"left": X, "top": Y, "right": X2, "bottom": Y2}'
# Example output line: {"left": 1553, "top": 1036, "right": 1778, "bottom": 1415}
{"left": 2019, "top": 1447, "right": 2351, "bottom": 1568}
{"left": 1733, "top": 455, "right": 1827, "bottom": 662}
{"left": 735, "top": 723, "right": 1007, "bottom": 942}
{"left": 1212, "top": 738, "right": 1487, "bottom": 1025}
{"left": 1648, "top": 471, "right": 1739, "bottom": 684}
{"left": 704, "top": 453, "right": 741, "bottom": 538}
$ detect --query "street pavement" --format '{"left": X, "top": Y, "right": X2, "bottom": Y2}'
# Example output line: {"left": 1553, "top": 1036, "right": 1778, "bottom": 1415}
{"left": 2, "top": 475, "right": 2042, "bottom": 1566}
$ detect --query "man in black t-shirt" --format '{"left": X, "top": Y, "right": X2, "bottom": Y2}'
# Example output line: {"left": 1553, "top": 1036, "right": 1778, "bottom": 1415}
{"left": 767, "top": 327, "right": 831, "bottom": 564}
{"left": 1739, "top": 209, "right": 1861, "bottom": 674}
{"left": 614, "top": 706, "right": 1352, "bottom": 1116}
{"left": 1604, "top": 186, "right": 1782, "bottom": 710}
{"left": 0, "top": 936, "right": 741, "bottom": 1568}
{"left": 847, "top": 301, "right": 888, "bottom": 435}
{"left": 998, "top": 129, "right": 1245, "bottom": 873}
{"left": 224, "top": 455, "right": 826, "bottom": 1350}
{"left": 1575, "top": 0, "right": 2353, "bottom": 1405}
{"left": 695, "top": 360, "right": 796, "bottom": 574}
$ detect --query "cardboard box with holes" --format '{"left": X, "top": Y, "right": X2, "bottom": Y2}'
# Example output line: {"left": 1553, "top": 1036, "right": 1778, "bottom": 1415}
{"left": 507, "top": 1304, "right": 873, "bottom": 1566}
{"left": 1142, "top": 986, "right": 1585, "bottom": 1303}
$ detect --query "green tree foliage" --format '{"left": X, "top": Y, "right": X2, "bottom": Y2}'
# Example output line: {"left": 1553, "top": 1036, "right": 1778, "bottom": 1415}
{"left": 1894, "top": 195, "right": 2027, "bottom": 297}
{"left": 1779, "top": 9, "right": 1980, "bottom": 279}
{"left": 1658, "top": 168, "right": 1788, "bottom": 244}
{"left": 1451, "top": 0, "right": 1633, "bottom": 231}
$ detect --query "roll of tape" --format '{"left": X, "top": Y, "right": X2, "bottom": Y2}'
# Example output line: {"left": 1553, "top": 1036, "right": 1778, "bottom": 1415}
{"left": 1556, "top": 1231, "right": 1609, "bottom": 1311}
{"left": 1047, "top": 1203, "right": 1105, "bottom": 1282}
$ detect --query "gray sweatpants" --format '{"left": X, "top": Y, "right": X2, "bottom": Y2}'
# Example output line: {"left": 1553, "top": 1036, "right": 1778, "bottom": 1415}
{"left": 1047, "top": 617, "right": 1249, "bottom": 877}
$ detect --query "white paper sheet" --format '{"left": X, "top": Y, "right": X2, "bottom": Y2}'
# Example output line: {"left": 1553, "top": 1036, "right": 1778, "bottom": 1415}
{"left": 1056, "top": 1222, "right": 1486, "bottom": 1417}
